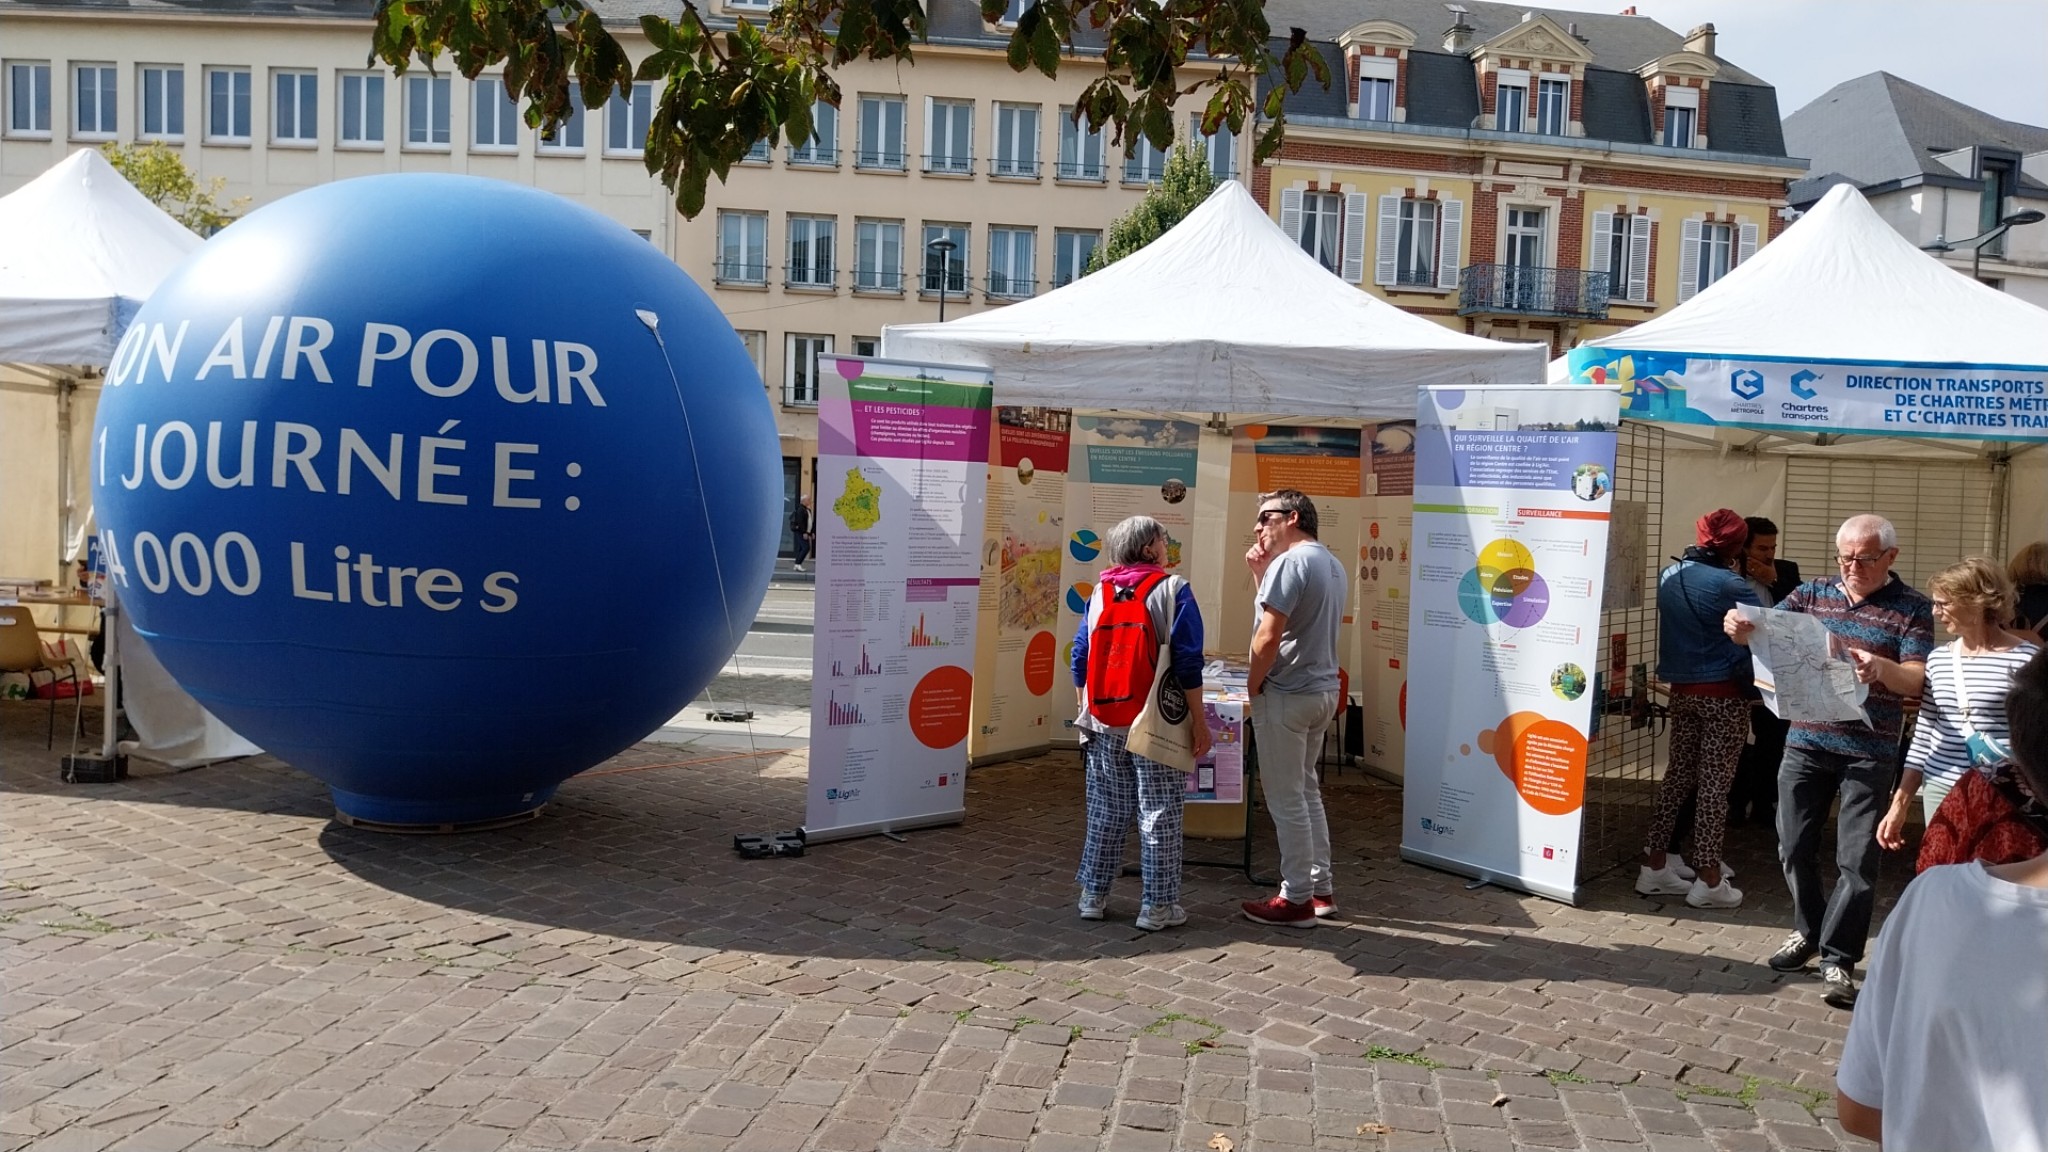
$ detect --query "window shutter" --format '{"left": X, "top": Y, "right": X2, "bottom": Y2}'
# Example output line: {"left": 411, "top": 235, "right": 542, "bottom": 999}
{"left": 1588, "top": 210, "right": 1613, "bottom": 283}
{"left": 1677, "top": 218, "right": 1702, "bottom": 303}
{"left": 1737, "top": 221, "right": 1759, "bottom": 266}
{"left": 1374, "top": 194, "right": 1401, "bottom": 285}
{"left": 1628, "top": 215, "right": 1652, "bottom": 302}
{"left": 1436, "top": 198, "right": 1463, "bottom": 290}
{"left": 1341, "top": 193, "right": 1368, "bottom": 282}
{"left": 922, "top": 97, "right": 934, "bottom": 168}
{"left": 1280, "top": 188, "right": 1304, "bottom": 247}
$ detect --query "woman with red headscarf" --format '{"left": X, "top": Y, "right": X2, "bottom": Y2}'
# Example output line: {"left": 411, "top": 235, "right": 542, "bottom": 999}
{"left": 1637, "top": 509, "right": 1762, "bottom": 908}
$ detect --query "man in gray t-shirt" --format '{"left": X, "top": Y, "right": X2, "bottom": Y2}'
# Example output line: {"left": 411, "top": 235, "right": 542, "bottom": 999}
{"left": 1242, "top": 489, "right": 1349, "bottom": 928}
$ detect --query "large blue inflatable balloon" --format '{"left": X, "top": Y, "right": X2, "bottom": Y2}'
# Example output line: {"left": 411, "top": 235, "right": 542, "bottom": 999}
{"left": 93, "top": 174, "right": 781, "bottom": 825}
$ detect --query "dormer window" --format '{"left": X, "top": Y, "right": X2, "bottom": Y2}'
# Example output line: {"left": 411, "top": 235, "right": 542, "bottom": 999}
{"left": 1536, "top": 76, "right": 1569, "bottom": 135}
{"left": 1662, "top": 85, "right": 1698, "bottom": 147}
{"left": 1357, "top": 57, "right": 1396, "bottom": 120}
{"left": 1495, "top": 69, "right": 1529, "bottom": 131}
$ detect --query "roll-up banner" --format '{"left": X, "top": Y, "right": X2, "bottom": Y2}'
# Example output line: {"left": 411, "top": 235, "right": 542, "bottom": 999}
{"left": 1054, "top": 414, "right": 1202, "bottom": 744}
{"left": 1401, "top": 385, "right": 1622, "bottom": 903}
{"left": 805, "top": 356, "right": 994, "bottom": 843}
{"left": 968, "top": 408, "right": 1073, "bottom": 763}
{"left": 1357, "top": 421, "right": 1416, "bottom": 778}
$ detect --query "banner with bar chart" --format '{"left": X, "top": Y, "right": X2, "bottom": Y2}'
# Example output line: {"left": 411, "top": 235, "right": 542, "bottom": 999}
{"left": 1400, "top": 385, "right": 1621, "bottom": 904}
{"left": 806, "top": 356, "right": 994, "bottom": 843}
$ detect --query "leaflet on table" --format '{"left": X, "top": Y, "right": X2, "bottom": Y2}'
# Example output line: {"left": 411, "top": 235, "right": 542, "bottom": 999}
{"left": 1732, "top": 603, "right": 1869, "bottom": 724}
{"left": 806, "top": 356, "right": 994, "bottom": 843}
{"left": 1401, "top": 385, "right": 1622, "bottom": 904}
{"left": 1056, "top": 414, "right": 1202, "bottom": 743}
{"left": 970, "top": 407, "right": 1073, "bottom": 761}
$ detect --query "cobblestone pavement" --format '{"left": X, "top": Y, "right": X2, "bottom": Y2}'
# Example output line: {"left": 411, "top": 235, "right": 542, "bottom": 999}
{"left": 1, "top": 694, "right": 1898, "bottom": 1152}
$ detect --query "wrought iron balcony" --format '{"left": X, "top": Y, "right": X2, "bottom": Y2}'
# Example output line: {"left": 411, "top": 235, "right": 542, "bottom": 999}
{"left": 1458, "top": 265, "right": 1611, "bottom": 320}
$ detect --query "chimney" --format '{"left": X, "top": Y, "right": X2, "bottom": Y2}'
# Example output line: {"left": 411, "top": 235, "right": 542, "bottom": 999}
{"left": 1445, "top": 17, "right": 1475, "bottom": 52}
{"left": 1620, "top": 5, "right": 1636, "bottom": 14}
{"left": 1683, "top": 22, "right": 1716, "bottom": 56}
{"left": 1567, "top": 21, "right": 1587, "bottom": 42}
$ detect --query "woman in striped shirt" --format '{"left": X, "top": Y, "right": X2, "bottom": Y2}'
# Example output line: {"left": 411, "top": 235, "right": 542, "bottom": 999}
{"left": 1878, "top": 557, "right": 2040, "bottom": 849}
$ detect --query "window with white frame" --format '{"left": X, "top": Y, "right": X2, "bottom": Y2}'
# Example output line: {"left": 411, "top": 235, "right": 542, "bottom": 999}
{"left": 735, "top": 330, "right": 766, "bottom": 385}
{"left": 537, "top": 88, "right": 584, "bottom": 153}
{"left": 1589, "top": 210, "right": 1651, "bottom": 302}
{"left": 1494, "top": 70, "right": 1528, "bottom": 132}
{"left": 785, "top": 333, "right": 832, "bottom": 406}
{"left": 1356, "top": 56, "right": 1396, "bottom": 121}
{"left": 995, "top": 0, "right": 1037, "bottom": 24}
{"left": 855, "top": 219, "right": 904, "bottom": 291}
{"left": 1535, "top": 76, "right": 1569, "bottom": 136}
{"left": 717, "top": 210, "right": 768, "bottom": 284}
{"left": 925, "top": 98, "right": 972, "bottom": 173}
{"left": 1122, "top": 135, "right": 1166, "bottom": 184}
{"left": 7, "top": 62, "right": 52, "bottom": 135}
{"left": 993, "top": 102, "right": 1039, "bottom": 176}
{"left": 1291, "top": 190, "right": 1342, "bottom": 272}
{"left": 1191, "top": 113, "right": 1236, "bottom": 180}
{"left": 857, "top": 95, "right": 906, "bottom": 169}
{"left": 405, "top": 74, "right": 450, "bottom": 147}
{"left": 273, "top": 70, "right": 318, "bottom": 144}
{"left": 987, "top": 226, "right": 1036, "bottom": 297}
{"left": 786, "top": 215, "right": 837, "bottom": 288}
{"left": 138, "top": 65, "right": 184, "bottom": 139}
{"left": 74, "top": 64, "right": 117, "bottom": 137}
{"left": 206, "top": 67, "right": 251, "bottom": 142}
{"left": 726, "top": 0, "right": 770, "bottom": 11}
{"left": 1661, "top": 85, "right": 1698, "bottom": 148}
{"left": 1057, "top": 106, "right": 1103, "bottom": 180}
{"left": 1678, "top": 218, "right": 1753, "bottom": 301}
{"left": 338, "top": 72, "right": 384, "bottom": 145}
{"left": 852, "top": 336, "right": 880, "bottom": 358}
{"left": 741, "top": 135, "right": 769, "bottom": 163}
{"left": 1375, "top": 193, "right": 1461, "bottom": 289}
{"left": 788, "top": 99, "right": 836, "bottom": 165}
{"left": 922, "top": 223, "right": 967, "bottom": 292}
{"left": 1053, "top": 228, "right": 1098, "bottom": 287}
{"left": 606, "top": 82, "right": 653, "bottom": 155}
{"left": 473, "top": 75, "right": 519, "bottom": 150}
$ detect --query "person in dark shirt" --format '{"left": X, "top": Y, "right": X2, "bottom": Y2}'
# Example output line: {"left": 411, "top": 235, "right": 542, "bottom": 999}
{"left": 789, "top": 494, "right": 815, "bottom": 572}
{"left": 1730, "top": 516, "right": 1802, "bottom": 825}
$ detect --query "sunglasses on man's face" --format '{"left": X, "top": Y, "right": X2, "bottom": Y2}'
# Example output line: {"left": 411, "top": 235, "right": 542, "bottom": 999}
{"left": 1256, "top": 509, "right": 1290, "bottom": 525}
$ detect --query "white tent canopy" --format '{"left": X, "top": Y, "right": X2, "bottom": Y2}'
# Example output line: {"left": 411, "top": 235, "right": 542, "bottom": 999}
{"left": 883, "top": 181, "right": 1544, "bottom": 415}
{"left": 1579, "top": 183, "right": 2048, "bottom": 370}
{"left": 0, "top": 148, "right": 201, "bottom": 366}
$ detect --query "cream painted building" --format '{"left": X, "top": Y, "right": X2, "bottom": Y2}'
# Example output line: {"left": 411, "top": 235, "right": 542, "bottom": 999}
{"left": 0, "top": 0, "right": 1236, "bottom": 578}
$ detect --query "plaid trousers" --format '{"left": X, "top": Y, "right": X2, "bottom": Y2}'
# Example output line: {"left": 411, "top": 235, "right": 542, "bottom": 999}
{"left": 1076, "top": 728, "right": 1187, "bottom": 908}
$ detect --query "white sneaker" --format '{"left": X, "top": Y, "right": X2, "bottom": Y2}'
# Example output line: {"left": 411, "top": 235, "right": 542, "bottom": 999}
{"left": 792, "top": 562, "right": 805, "bottom": 572}
{"left": 1077, "top": 891, "right": 1107, "bottom": 921}
{"left": 1685, "top": 876, "right": 1743, "bottom": 909}
{"left": 1135, "top": 903, "right": 1186, "bottom": 931}
{"left": 1635, "top": 863, "right": 1693, "bottom": 896}
{"left": 1668, "top": 854, "right": 1732, "bottom": 882}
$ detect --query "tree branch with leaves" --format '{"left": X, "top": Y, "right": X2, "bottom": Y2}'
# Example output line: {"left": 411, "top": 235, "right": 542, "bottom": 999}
{"left": 368, "top": 0, "right": 1328, "bottom": 218}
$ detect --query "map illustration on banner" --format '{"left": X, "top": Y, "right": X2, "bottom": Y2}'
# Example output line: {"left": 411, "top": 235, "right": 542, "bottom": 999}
{"left": 1402, "top": 385, "right": 1622, "bottom": 903}
{"left": 807, "top": 356, "right": 993, "bottom": 842}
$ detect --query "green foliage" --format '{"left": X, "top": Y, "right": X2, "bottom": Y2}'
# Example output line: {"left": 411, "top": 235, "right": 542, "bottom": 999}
{"left": 1087, "top": 143, "right": 1215, "bottom": 273}
{"left": 368, "top": 0, "right": 1329, "bottom": 218}
{"left": 98, "top": 142, "right": 248, "bottom": 234}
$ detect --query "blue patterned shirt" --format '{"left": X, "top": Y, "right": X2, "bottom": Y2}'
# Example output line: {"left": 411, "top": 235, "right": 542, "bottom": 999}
{"left": 1779, "top": 574, "right": 1935, "bottom": 762}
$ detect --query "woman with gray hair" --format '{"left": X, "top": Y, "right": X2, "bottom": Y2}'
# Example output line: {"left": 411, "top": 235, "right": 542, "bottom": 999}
{"left": 1070, "top": 516, "right": 1210, "bottom": 931}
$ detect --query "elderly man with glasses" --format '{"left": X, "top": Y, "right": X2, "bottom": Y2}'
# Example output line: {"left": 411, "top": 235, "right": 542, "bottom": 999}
{"left": 1724, "top": 514, "right": 1933, "bottom": 1008}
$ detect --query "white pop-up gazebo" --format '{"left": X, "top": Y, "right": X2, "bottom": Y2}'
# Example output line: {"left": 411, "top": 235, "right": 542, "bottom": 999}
{"left": 885, "top": 180, "right": 1545, "bottom": 414}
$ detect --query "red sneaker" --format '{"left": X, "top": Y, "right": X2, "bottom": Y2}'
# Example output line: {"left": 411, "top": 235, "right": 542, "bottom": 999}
{"left": 1311, "top": 895, "right": 1340, "bottom": 919}
{"left": 1241, "top": 894, "right": 1317, "bottom": 929}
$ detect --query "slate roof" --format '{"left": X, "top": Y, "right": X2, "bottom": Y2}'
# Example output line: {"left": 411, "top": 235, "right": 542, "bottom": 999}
{"left": 1782, "top": 71, "right": 2048, "bottom": 192}
{"left": 1253, "top": 0, "right": 1786, "bottom": 159}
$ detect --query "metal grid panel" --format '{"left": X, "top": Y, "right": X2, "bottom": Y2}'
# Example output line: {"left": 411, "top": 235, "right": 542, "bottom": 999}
{"left": 1579, "top": 421, "right": 1665, "bottom": 879}
{"left": 1783, "top": 457, "right": 2000, "bottom": 590}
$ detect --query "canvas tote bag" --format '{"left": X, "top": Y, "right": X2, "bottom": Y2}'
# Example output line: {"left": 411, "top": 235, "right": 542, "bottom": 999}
{"left": 1124, "top": 576, "right": 1197, "bottom": 772}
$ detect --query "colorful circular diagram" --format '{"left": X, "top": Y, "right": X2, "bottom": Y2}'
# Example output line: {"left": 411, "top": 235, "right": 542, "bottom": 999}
{"left": 1457, "top": 538, "right": 1551, "bottom": 628}
{"left": 1479, "top": 711, "right": 1586, "bottom": 816}
{"left": 1065, "top": 581, "right": 1095, "bottom": 615}
{"left": 1069, "top": 529, "right": 1101, "bottom": 563}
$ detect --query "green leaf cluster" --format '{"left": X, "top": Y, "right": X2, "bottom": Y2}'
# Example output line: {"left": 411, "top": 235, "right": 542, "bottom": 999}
{"left": 368, "top": 0, "right": 1330, "bottom": 218}
{"left": 98, "top": 142, "right": 249, "bottom": 235}
{"left": 1087, "top": 142, "right": 1215, "bottom": 273}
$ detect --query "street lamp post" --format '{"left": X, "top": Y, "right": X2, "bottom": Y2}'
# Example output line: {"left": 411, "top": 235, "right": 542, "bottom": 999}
{"left": 927, "top": 237, "right": 958, "bottom": 322}
{"left": 1922, "top": 208, "right": 2047, "bottom": 283}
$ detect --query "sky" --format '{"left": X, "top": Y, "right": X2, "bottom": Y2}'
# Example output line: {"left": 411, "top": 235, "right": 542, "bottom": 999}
{"left": 1619, "top": 0, "right": 2048, "bottom": 126}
